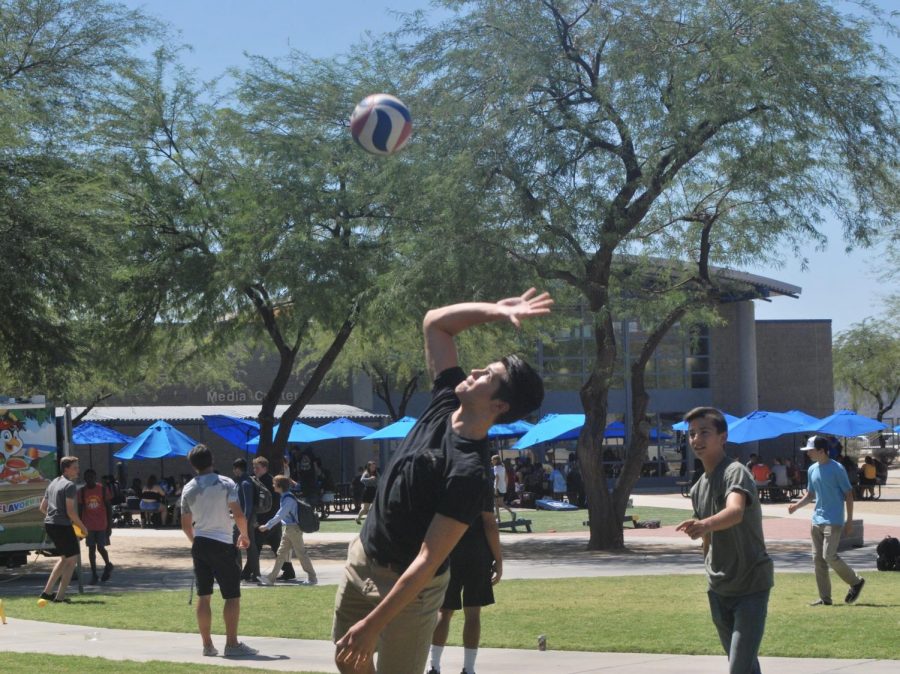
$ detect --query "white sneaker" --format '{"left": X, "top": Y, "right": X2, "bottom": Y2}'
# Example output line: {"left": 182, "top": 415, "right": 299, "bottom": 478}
{"left": 258, "top": 576, "right": 274, "bottom": 586}
{"left": 223, "top": 641, "right": 258, "bottom": 657}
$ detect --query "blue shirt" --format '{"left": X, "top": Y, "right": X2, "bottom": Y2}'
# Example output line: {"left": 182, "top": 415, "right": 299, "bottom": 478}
{"left": 263, "top": 492, "right": 299, "bottom": 529}
{"left": 807, "top": 460, "right": 851, "bottom": 526}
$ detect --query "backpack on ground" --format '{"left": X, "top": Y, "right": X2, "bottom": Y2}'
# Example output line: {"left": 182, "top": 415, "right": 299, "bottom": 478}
{"left": 875, "top": 535, "right": 900, "bottom": 571}
{"left": 289, "top": 493, "right": 320, "bottom": 533}
{"left": 249, "top": 475, "right": 273, "bottom": 514}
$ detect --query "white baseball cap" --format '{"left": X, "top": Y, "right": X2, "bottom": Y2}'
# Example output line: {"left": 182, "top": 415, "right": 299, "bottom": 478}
{"left": 801, "top": 435, "right": 828, "bottom": 452}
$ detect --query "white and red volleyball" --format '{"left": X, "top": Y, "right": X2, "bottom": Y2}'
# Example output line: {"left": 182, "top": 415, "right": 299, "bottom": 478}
{"left": 349, "top": 93, "right": 412, "bottom": 156}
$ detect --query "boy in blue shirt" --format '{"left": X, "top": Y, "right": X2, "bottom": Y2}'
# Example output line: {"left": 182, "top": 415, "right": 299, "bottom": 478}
{"left": 258, "top": 475, "right": 317, "bottom": 586}
{"left": 788, "top": 435, "right": 865, "bottom": 605}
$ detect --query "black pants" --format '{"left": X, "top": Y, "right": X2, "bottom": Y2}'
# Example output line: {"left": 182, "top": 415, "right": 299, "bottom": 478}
{"left": 236, "top": 525, "right": 259, "bottom": 578}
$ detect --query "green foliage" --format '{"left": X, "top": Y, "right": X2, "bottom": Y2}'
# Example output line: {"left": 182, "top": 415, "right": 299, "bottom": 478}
{"left": 395, "top": 0, "right": 900, "bottom": 547}
{"left": 833, "top": 319, "right": 900, "bottom": 418}
{"left": 0, "top": 0, "right": 161, "bottom": 394}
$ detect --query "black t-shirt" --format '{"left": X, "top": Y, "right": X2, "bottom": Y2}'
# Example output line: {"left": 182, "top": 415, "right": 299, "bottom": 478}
{"left": 458, "top": 481, "right": 494, "bottom": 546}
{"left": 360, "top": 367, "right": 490, "bottom": 574}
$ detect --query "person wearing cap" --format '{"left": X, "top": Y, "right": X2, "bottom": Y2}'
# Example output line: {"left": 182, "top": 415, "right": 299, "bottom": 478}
{"left": 676, "top": 407, "right": 773, "bottom": 674}
{"left": 788, "top": 435, "right": 865, "bottom": 606}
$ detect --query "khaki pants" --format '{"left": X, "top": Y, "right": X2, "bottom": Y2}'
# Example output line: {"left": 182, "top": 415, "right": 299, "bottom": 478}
{"left": 811, "top": 524, "right": 860, "bottom": 601}
{"left": 332, "top": 537, "right": 449, "bottom": 674}
{"left": 265, "top": 524, "right": 316, "bottom": 582}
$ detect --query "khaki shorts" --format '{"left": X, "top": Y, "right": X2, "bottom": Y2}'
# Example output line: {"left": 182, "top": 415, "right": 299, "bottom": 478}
{"left": 332, "top": 536, "right": 449, "bottom": 674}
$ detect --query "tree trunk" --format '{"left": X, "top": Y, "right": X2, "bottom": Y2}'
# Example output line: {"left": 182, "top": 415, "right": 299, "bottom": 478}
{"left": 578, "top": 264, "right": 625, "bottom": 550}
{"left": 270, "top": 302, "right": 360, "bottom": 460}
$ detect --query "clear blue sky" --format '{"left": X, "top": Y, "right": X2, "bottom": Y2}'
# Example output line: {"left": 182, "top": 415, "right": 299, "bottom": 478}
{"left": 121, "top": 0, "right": 897, "bottom": 334}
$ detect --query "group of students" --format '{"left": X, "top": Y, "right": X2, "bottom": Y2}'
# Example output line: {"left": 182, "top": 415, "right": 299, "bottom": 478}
{"left": 40, "top": 288, "right": 870, "bottom": 674}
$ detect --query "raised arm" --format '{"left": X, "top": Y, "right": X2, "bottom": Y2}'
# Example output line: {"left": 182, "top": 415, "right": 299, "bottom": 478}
{"left": 423, "top": 288, "right": 553, "bottom": 378}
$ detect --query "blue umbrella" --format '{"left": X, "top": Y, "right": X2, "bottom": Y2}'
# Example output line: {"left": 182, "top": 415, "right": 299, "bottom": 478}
{"left": 602, "top": 420, "right": 670, "bottom": 441}
{"left": 801, "top": 409, "right": 887, "bottom": 436}
{"left": 514, "top": 416, "right": 672, "bottom": 449}
{"left": 672, "top": 412, "right": 741, "bottom": 432}
{"left": 72, "top": 422, "right": 135, "bottom": 471}
{"left": 726, "top": 410, "right": 802, "bottom": 444}
{"left": 114, "top": 420, "right": 198, "bottom": 460}
{"left": 781, "top": 410, "right": 821, "bottom": 426}
{"left": 72, "top": 422, "right": 134, "bottom": 445}
{"left": 362, "top": 416, "right": 418, "bottom": 441}
{"left": 247, "top": 421, "right": 336, "bottom": 447}
{"left": 318, "top": 417, "right": 375, "bottom": 438}
{"left": 512, "top": 414, "right": 585, "bottom": 449}
{"left": 318, "top": 417, "right": 376, "bottom": 483}
{"left": 487, "top": 420, "right": 535, "bottom": 439}
{"left": 894, "top": 424, "right": 900, "bottom": 433}
{"left": 202, "top": 414, "right": 260, "bottom": 451}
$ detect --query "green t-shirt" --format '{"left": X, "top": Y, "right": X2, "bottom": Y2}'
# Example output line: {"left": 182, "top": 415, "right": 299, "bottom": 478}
{"left": 690, "top": 457, "right": 774, "bottom": 596}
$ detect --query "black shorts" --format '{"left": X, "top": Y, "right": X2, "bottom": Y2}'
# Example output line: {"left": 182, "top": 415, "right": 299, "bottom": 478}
{"left": 191, "top": 537, "right": 241, "bottom": 600}
{"left": 45, "top": 523, "right": 80, "bottom": 558}
{"left": 442, "top": 538, "right": 494, "bottom": 610}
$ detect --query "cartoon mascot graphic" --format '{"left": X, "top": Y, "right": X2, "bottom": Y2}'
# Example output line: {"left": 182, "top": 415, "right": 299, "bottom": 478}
{"left": 0, "top": 413, "right": 42, "bottom": 483}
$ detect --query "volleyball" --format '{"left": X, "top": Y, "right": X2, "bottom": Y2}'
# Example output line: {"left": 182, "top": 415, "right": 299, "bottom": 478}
{"left": 350, "top": 94, "right": 412, "bottom": 156}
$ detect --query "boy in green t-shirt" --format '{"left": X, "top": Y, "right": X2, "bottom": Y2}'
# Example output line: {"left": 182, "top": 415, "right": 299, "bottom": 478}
{"left": 677, "top": 407, "right": 774, "bottom": 674}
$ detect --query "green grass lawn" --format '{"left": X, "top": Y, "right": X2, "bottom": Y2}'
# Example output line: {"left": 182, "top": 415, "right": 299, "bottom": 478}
{"left": 2, "top": 654, "right": 326, "bottom": 674}
{"left": 318, "top": 505, "right": 693, "bottom": 534}
{"left": 5, "top": 574, "right": 897, "bottom": 659}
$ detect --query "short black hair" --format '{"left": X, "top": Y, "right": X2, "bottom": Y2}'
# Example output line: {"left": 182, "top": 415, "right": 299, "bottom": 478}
{"left": 812, "top": 436, "right": 829, "bottom": 451}
{"left": 683, "top": 406, "right": 727, "bottom": 434}
{"left": 493, "top": 354, "right": 544, "bottom": 425}
{"left": 188, "top": 444, "right": 213, "bottom": 471}
{"left": 233, "top": 458, "right": 247, "bottom": 471}
{"left": 84, "top": 468, "right": 97, "bottom": 478}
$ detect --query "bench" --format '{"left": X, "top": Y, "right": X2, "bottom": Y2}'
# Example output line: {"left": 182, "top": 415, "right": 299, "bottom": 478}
{"left": 857, "top": 477, "right": 885, "bottom": 501}
{"left": 497, "top": 518, "right": 533, "bottom": 533}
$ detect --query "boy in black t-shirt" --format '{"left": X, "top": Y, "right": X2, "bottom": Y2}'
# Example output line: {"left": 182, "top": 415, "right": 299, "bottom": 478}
{"left": 333, "top": 289, "right": 552, "bottom": 674}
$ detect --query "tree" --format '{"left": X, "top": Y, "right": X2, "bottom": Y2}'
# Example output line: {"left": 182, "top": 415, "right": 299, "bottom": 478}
{"left": 402, "top": 0, "right": 900, "bottom": 549}
{"left": 833, "top": 320, "right": 900, "bottom": 431}
{"left": 98, "top": 45, "right": 448, "bottom": 469}
{"left": 0, "top": 0, "right": 160, "bottom": 392}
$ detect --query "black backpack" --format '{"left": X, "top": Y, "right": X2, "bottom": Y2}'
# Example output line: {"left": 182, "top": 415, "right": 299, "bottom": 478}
{"left": 290, "top": 493, "right": 320, "bottom": 533}
{"left": 249, "top": 476, "right": 273, "bottom": 514}
{"left": 876, "top": 535, "right": 900, "bottom": 571}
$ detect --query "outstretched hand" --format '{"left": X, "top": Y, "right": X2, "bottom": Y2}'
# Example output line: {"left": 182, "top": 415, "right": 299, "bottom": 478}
{"left": 496, "top": 288, "right": 554, "bottom": 328}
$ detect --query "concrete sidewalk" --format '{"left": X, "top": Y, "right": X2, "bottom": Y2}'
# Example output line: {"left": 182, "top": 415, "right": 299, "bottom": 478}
{"left": 3, "top": 618, "right": 898, "bottom": 673}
